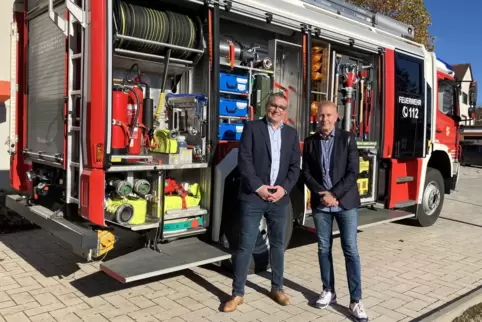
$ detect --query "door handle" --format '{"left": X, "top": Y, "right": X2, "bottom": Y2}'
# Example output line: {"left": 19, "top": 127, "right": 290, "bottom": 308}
{"left": 436, "top": 129, "right": 442, "bottom": 133}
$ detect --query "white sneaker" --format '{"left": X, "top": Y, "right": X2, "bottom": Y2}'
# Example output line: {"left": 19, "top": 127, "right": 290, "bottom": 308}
{"left": 349, "top": 301, "right": 368, "bottom": 321}
{"left": 315, "top": 290, "right": 337, "bottom": 309}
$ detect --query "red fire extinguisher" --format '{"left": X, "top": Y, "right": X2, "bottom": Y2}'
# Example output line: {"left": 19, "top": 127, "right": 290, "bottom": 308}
{"left": 126, "top": 86, "right": 144, "bottom": 155}
{"left": 111, "top": 88, "right": 129, "bottom": 155}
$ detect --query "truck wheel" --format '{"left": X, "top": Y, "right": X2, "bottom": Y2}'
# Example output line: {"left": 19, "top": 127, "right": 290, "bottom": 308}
{"left": 416, "top": 167, "right": 444, "bottom": 227}
{"left": 220, "top": 202, "right": 294, "bottom": 274}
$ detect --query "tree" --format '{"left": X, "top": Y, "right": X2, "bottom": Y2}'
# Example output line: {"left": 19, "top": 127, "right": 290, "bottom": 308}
{"left": 346, "top": 0, "right": 435, "bottom": 51}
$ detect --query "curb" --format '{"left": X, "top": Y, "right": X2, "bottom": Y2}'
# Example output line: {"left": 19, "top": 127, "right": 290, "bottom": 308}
{"left": 414, "top": 285, "right": 482, "bottom": 322}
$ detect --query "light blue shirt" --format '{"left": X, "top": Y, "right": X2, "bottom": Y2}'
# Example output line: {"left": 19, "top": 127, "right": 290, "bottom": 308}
{"left": 317, "top": 128, "right": 344, "bottom": 212}
{"left": 267, "top": 121, "right": 283, "bottom": 186}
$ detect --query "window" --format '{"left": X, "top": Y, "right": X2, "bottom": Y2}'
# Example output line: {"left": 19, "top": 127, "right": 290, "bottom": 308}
{"left": 393, "top": 52, "right": 425, "bottom": 158}
{"left": 438, "top": 82, "right": 454, "bottom": 115}
{"left": 395, "top": 55, "right": 422, "bottom": 95}
{"left": 462, "top": 92, "right": 468, "bottom": 105}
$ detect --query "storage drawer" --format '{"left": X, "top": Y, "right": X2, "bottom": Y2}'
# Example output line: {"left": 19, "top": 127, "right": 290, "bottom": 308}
{"left": 220, "top": 72, "right": 249, "bottom": 93}
{"left": 219, "top": 97, "right": 248, "bottom": 117}
{"left": 219, "top": 123, "right": 244, "bottom": 141}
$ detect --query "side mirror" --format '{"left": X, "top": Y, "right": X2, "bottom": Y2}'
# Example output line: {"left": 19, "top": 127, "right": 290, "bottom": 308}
{"left": 468, "top": 107, "right": 476, "bottom": 120}
{"left": 469, "top": 81, "right": 478, "bottom": 106}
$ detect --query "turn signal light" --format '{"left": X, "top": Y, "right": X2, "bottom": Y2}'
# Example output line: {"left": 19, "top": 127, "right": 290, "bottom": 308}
{"left": 96, "top": 144, "right": 104, "bottom": 163}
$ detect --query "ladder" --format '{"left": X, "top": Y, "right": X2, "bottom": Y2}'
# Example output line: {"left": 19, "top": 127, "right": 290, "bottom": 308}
{"left": 49, "top": 0, "right": 87, "bottom": 206}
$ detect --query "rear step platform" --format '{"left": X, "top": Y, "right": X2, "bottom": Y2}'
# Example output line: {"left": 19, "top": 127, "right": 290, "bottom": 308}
{"left": 303, "top": 206, "right": 415, "bottom": 234}
{"left": 100, "top": 238, "right": 232, "bottom": 283}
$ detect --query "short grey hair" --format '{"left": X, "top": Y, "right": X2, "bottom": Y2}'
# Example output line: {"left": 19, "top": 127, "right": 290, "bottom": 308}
{"left": 265, "top": 92, "right": 288, "bottom": 108}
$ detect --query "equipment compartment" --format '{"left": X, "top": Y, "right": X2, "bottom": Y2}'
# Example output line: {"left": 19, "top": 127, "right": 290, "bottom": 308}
{"left": 219, "top": 72, "right": 249, "bottom": 94}
{"left": 219, "top": 123, "right": 244, "bottom": 141}
{"left": 25, "top": 2, "right": 67, "bottom": 160}
{"left": 219, "top": 97, "right": 249, "bottom": 117}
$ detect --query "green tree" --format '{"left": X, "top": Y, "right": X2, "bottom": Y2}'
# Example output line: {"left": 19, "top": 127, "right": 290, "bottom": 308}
{"left": 346, "top": 0, "right": 435, "bottom": 51}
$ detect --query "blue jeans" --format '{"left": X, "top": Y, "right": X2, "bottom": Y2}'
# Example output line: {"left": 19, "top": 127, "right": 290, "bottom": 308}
{"left": 232, "top": 200, "right": 288, "bottom": 296}
{"left": 312, "top": 208, "right": 362, "bottom": 302}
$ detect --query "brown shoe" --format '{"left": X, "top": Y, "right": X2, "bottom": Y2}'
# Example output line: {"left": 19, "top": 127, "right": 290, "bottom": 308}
{"left": 222, "top": 296, "right": 244, "bottom": 312}
{"left": 269, "top": 290, "right": 290, "bottom": 306}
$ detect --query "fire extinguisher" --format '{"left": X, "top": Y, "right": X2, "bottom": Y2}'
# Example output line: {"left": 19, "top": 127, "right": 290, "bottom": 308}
{"left": 111, "top": 87, "right": 130, "bottom": 155}
{"left": 126, "top": 86, "right": 144, "bottom": 155}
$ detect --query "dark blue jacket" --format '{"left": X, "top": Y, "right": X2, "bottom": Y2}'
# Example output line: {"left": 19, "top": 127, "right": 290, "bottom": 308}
{"left": 238, "top": 117, "right": 301, "bottom": 205}
{"left": 302, "top": 128, "right": 361, "bottom": 211}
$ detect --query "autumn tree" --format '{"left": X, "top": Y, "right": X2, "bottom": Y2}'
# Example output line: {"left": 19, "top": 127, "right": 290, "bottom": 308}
{"left": 346, "top": 0, "right": 435, "bottom": 51}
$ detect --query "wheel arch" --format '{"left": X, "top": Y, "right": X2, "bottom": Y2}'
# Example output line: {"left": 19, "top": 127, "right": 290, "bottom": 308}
{"left": 427, "top": 148, "right": 452, "bottom": 194}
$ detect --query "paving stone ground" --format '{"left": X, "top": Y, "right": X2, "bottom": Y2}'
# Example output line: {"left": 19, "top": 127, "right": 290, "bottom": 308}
{"left": 1, "top": 166, "right": 482, "bottom": 322}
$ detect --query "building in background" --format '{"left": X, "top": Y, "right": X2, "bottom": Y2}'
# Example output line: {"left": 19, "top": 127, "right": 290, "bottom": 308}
{"left": 0, "top": 1, "right": 14, "bottom": 192}
{"left": 452, "top": 63, "right": 476, "bottom": 126}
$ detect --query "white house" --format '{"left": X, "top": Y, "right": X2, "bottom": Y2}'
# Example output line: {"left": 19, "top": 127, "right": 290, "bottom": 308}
{"left": 452, "top": 63, "right": 477, "bottom": 126}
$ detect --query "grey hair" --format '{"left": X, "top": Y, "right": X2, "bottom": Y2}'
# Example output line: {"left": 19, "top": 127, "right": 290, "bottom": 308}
{"left": 265, "top": 92, "right": 288, "bottom": 108}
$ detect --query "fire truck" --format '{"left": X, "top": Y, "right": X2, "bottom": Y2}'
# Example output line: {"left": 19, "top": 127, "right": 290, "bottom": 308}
{"left": 6, "top": 0, "right": 466, "bottom": 283}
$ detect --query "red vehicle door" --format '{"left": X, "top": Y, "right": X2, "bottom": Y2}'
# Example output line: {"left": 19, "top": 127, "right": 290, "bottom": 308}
{"left": 436, "top": 73, "right": 459, "bottom": 160}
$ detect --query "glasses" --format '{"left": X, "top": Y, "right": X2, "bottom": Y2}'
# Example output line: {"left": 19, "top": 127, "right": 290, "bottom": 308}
{"left": 268, "top": 104, "right": 287, "bottom": 111}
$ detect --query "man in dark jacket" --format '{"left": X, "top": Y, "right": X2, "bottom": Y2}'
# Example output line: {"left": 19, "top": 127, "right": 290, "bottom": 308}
{"left": 302, "top": 100, "right": 368, "bottom": 321}
{"left": 222, "top": 92, "right": 301, "bottom": 312}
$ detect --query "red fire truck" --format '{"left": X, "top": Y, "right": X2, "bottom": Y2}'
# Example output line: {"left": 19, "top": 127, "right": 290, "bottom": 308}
{"left": 6, "top": 0, "right": 470, "bottom": 283}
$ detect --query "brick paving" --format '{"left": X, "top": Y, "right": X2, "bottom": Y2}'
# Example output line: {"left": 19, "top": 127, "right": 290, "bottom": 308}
{"left": 1, "top": 166, "right": 482, "bottom": 321}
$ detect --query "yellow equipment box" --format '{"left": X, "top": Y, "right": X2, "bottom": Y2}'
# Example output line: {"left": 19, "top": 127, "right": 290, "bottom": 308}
{"left": 357, "top": 178, "right": 369, "bottom": 196}
{"left": 359, "top": 157, "right": 370, "bottom": 174}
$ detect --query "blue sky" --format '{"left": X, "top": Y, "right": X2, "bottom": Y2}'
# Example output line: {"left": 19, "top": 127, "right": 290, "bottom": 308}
{"left": 425, "top": 0, "right": 481, "bottom": 105}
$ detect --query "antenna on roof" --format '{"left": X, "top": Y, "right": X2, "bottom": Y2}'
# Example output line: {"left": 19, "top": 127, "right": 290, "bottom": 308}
{"left": 301, "top": 0, "right": 415, "bottom": 40}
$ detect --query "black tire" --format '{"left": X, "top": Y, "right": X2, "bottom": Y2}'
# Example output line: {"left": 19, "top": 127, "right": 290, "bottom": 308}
{"left": 220, "top": 201, "right": 294, "bottom": 274}
{"left": 416, "top": 167, "right": 444, "bottom": 227}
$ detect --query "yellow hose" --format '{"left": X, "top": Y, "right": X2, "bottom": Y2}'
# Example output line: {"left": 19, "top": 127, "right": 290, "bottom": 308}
{"left": 106, "top": 196, "right": 147, "bottom": 225}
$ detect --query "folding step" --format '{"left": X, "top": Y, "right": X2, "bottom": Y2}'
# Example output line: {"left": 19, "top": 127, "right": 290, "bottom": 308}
{"left": 100, "top": 238, "right": 232, "bottom": 283}
{"left": 302, "top": 205, "right": 415, "bottom": 234}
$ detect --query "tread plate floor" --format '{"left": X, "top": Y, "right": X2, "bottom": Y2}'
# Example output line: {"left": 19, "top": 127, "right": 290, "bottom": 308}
{"left": 303, "top": 206, "right": 415, "bottom": 234}
{"left": 100, "top": 238, "right": 232, "bottom": 283}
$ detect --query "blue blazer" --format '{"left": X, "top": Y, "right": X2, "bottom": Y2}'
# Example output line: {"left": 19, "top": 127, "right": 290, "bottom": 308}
{"left": 238, "top": 117, "right": 301, "bottom": 205}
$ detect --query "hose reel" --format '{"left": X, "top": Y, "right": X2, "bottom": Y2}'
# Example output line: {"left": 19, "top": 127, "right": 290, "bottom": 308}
{"left": 113, "top": 0, "right": 204, "bottom": 62}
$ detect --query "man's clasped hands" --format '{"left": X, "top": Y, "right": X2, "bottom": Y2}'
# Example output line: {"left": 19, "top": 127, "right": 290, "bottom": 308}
{"left": 257, "top": 185, "right": 339, "bottom": 206}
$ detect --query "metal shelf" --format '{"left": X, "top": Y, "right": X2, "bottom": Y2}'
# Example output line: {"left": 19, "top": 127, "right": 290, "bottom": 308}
{"left": 219, "top": 90, "right": 249, "bottom": 97}
{"left": 220, "top": 61, "right": 273, "bottom": 75}
{"left": 116, "top": 34, "right": 205, "bottom": 55}
{"left": 219, "top": 115, "right": 248, "bottom": 120}
{"left": 163, "top": 227, "right": 207, "bottom": 239}
{"left": 112, "top": 33, "right": 205, "bottom": 72}
{"left": 164, "top": 207, "right": 208, "bottom": 221}
{"left": 105, "top": 207, "right": 209, "bottom": 232}
{"left": 106, "top": 162, "right": 209, "bottom": 173}
{"left": 311, "top": 90, "right": 328, "bottom": 96}
{"left": 106, "top": 217, "right": 161, "bottom": 231}
{"left": 111, "top": 155, "right": 153, "bottom": 162}
{"left": 112, "top": 54, "right": 192, "bottom": 76}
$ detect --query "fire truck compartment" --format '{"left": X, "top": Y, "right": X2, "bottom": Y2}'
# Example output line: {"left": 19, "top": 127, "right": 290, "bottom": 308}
{"left": 303, "top": 206, "right": 415, "bottom": 234}
{"left": 100, "top": 237, "right": 232, "bottom": 283}
{"left": 25, "top": 2, "right": 67, "bottom": 158}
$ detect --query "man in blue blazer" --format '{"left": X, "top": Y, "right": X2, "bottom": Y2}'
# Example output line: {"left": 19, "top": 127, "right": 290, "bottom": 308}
{"left": 302, "top": 100, "right": 368, "bottom": 321}
{"left": 223, "top": 92, "right": 301, "bottom": 312}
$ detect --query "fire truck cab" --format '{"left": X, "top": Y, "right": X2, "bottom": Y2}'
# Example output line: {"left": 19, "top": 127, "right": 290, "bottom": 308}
{"left": 6, "top": 0, "right": 464, "bottom": 283}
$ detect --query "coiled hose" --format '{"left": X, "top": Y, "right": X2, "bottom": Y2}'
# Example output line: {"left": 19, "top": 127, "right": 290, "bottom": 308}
{"left": 114, "top": 0, "right": 201, "bottom": 60}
